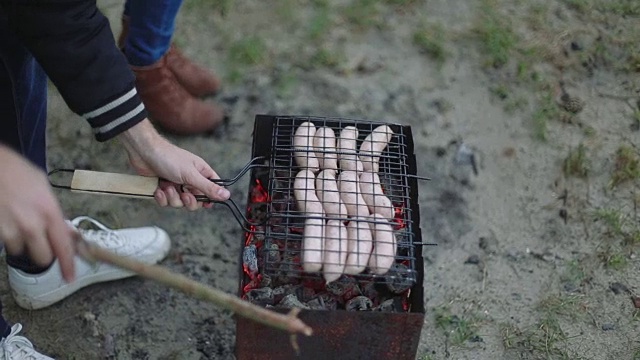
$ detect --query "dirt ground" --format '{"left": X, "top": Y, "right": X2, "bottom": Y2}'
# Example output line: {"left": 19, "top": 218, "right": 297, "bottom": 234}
{"left": 2, "top": 0, "right": 639, "bottom": 359}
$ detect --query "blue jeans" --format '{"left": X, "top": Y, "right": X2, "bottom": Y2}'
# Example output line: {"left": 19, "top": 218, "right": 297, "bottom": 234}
{"left": 0, "top": 14, "right": 49, "bottom": 339}
{"left": 122, "top": 0, "right": 184, "bottom": 67}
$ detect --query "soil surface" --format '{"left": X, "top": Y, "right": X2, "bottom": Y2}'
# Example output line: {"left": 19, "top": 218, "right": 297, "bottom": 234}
{"left": 2, "top": 0, "right": 639, "bottom": 359}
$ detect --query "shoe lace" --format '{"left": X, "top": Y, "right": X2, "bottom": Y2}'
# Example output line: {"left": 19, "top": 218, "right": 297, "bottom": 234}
{"left": 69, "top": 216, "right": 124, "bottom": 249}
{"left": 0, "top": 324, "right": 45, "bottom": 360}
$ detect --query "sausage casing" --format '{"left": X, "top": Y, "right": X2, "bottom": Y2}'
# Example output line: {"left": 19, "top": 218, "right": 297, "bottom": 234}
{"left": 337, "top": 171, "right": 369, "bottom": 217}
{"left": 337, "top": 126, "right": 363, "bottom": 173}
{"left": 293, "top": 121, "right": 320, "bottom": 171}
{"left": 313, "top": 127, "right": 338, "bottom": 171}
{"left": 323, "top": 219, "right": 348, "bottom": 283}
{"left": 359, "top": 172, "right": 394, "bottom": 220}
{"left": 316, "top": 170, "right": 348, "bottom": 219}
{"left": 367, "top": 213, "right": 397, "bottom": 275}
{"left": 343, "top": 218, "right": 373, "bottom": 275}
{"left": 359, "top": 125, "right": 393, "bottom": 173}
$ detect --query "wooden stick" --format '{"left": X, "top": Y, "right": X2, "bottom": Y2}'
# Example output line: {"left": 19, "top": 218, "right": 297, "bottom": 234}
{"left": 74, "top": 236, "right": 313, "bottom": 337}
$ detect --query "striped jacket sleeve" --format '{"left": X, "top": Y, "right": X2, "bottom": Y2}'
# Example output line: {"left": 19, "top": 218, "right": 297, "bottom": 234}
{"left": 3, "top": 0, "right": 147, "bottom": 141}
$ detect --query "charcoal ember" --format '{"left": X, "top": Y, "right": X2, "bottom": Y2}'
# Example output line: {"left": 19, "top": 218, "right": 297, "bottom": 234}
{"left": 317, "top": 293, "right": 338, "bottom": 311}
{"left": 243, "top": 245, "right": 258, "bottom": 276}
{"left": 374, "top": 298, "right": 403, "bottom": 312}
{"left": 278, "top": 294, "right": 310, "bottom": 310}
{"left": 262, "top": 243, "right": 280, "bottom": 264}
{"left": 272, "top": 285, "right": 295, "bottom": 303}
{"left": 385, "top": 263, "right": 414, "bottom": 294}
{"left": 326, "top": 277, "right": 358, "bottom": 297}
{"left": 277, "top": 263, "right": 301, "bottom": 284}
{"left": 295, "top": 286, "right": 317, "bottom": 303}
{"left": 345, "top": 296, "right": 373, "bottom": 311}
{"left": 244, "top": 288, "right": 274, "bottom": 306}
{"left": 306, "top": 297, "right": 325, "bottom": 310}
{"left": 260, "top": 274, "right": 272, "bottom": 288}
{"left": 361, "top": 282, "right": 379, "bottom": 302}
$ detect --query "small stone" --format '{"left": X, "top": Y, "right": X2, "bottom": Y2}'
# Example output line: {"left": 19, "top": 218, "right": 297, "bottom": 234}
{"left": 570, "top": 41, "right": 583, "bottom": 51}
{"left": 561, "top": 93, "right": 585, "bottom": 114}
{"left": 469, "top": 335, "right": 484, "bottom": 342}
{"left": 478, "top": 233, "right": 499, "bottom": 254}
{"left": 464, "top": 255, "right": 481, "bottom": 265}
{"left": 609, "top": 282, "right": 629, "bottom": 295}
{"left": 601, "top": 323, "right": 615, "bottom": 331}
{"left": 563, "top": 282, "right": 580, "bottom": 293}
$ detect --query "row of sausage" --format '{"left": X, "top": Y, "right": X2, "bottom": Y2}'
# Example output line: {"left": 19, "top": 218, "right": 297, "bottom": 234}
{"left": 294, "top": 169, "right": 398, "bottom": 283}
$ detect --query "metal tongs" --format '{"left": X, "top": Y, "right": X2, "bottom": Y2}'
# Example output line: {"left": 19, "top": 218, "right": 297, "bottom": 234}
{"left": 48, "top": 156, "right": 269, "bottom": 231}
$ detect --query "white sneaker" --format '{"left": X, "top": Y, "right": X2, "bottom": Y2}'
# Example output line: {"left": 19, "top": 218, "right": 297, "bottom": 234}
{"left": 8, "top": 216, "right": 171, "bottom": 310}
{"left": 0, "top": 324, "right": 53, "bottom": 360}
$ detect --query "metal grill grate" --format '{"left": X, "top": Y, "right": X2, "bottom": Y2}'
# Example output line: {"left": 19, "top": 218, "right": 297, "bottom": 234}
{"left": 257, "top": 116, "right": 419, "bottom": 285}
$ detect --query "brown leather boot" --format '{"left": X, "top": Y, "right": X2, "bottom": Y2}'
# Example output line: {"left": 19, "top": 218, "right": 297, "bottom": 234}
{"left": 118, "top": 17, "right": 221, "bottom": 98}
{"left": 132, "top": 55, "right": 225, "bottom": 135}
{"left": 165, "top": 45, "right": 222, "bottom": 98}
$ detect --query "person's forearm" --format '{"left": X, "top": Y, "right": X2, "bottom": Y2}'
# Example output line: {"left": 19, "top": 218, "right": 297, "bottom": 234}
{"left": 4, "top": 0, "right": 147, "bottom": 141}
{"left": 118, "top": 119, "right": 161, "bottom": 155}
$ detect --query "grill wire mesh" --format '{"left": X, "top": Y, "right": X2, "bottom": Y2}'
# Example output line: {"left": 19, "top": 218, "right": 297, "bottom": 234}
{"left": 258, "top": 116, "right": 418, "bottom": 285}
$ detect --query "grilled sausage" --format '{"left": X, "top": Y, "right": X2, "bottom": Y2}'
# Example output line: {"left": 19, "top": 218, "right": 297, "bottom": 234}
{"left": 313, "top": 127, "right": 338, "bottom": 171}
{"left": 337, "top": 171, "right": 369, "bottom": 217}
{"left": 343, "top": 218, "right": 373, "bottom": 275}
{"left": 337, "top": 126, "right": 364, "bottom": 173}
{"left": 293, "top": 122, "right": 320, "bottom": 171}
{"left": 294, "top": 170, "right": 325, "bottom": 272}
{"left": 302, "top": 214, "right": 324, "bottom": 272}
{"left": 315, "top": 170, "right": 348, "bottom": 219}
{"left": 323, "top": 219, "right": 348, "bottom": 283}
{"left": 294, "top": 169, "right": 323, "bottom": 214}
{"left": 359, "top": 172, "right": 394, "bottom": 220}
{"left": 359, "top": 125, "right": 393, "bottom": 173}
{"left": 367, "top": 213, "right": 397, "bottom": 275}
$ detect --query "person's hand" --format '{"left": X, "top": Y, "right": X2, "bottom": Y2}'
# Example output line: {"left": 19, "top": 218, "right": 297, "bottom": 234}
{"left": 118, "top": 119, "right": 231, "bottom": 211}
{"left": 0, "top": 146, "right": 76, "bottom": 282}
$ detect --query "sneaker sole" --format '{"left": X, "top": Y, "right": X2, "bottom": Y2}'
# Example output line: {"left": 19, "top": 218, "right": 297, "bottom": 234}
{"left": 12, "top": 267, "right": 137, "bottom": 310}
{"left": 11, "top": 239, "right": 171, "bottom": 310}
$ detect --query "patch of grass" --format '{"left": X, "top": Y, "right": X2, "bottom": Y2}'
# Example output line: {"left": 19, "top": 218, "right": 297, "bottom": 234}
{"left": 502, "top": 293, "right": 590, "bottom": 358}
{"left": 563, "top": 143, "right": 589, "bottom": 178}
{"left": 593, "top": 208, "right": 625, "bottom": 235}
{"left": 228, "top": 36, "right": 267, "bottom": 66}
{"left": 583, "top": 125, "right": 597, "bottom": 137}
{"left": 343, "top": 0, "right": 382, "bottom": 30}
{"left": 384, "top": 0, "right": 417, "bottom": 6}
{"left": 597, "top": 246, "right": 628, "bottom": 270}
{"left": 537, "top": 294, "right": 586, "bottom": 318}
{"left": 309, "top": 48, "right": 343, "bottom": 69}
{"left": 413, "top": 23, "right": 448, "bottom": 65}
{"left": 475, "top": 1, "right": 517, "bottom": 68}
{"left": 183, "top": 0, "right": 234, "bottom": 16}
{"left": 309, "top": 3, "right": 332, "bottom": 41}
{"left": 501, "top": 318, "right": 574, "bottom": 358}
{"left": 607, "top": 252, "right": 628, "bottom": 269}
{"left": 562, "top": 0, "right": 592, "bottom": 13}
{"left": 561, "top": 258, "right": 590, "bottom": 288}
{"left": 610, "top": 145, "right": 640, "bottom": 187}
{"left": 434, "top": 306, "right": 481, "bottom": 346}
{"left": 600, "top": 0, "right": 640, "bottom": 16}
{"left": 274, "top": 71, "right": 299, "bottom": 98}
{"left": 490, "top": 84, "right": 509, "bottom": 100}
{"left": 504, "top": 96, "right": 528, "bottom": 114}
{"left": 531, "top": 92, "right": 560, "bottom": 141}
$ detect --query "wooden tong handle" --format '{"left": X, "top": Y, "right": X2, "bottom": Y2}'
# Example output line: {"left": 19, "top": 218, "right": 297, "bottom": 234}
{"left": 70, "top": 170, "right": 159, "bottom": 199}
